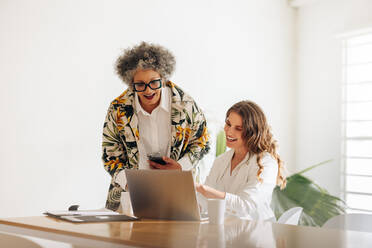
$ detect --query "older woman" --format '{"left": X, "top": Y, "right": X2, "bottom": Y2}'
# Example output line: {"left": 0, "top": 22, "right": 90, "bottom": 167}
{"left": 196, "top": 101, "right": 286, "bottom": 220}
{"left": 102, "top": 42, "right": 210, "bottom": 211}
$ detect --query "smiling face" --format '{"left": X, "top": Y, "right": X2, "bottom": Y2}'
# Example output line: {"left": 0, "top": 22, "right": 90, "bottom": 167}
{"left": 133, "top": 69, "right": 162, "bottom": 113}
{"left": 224, "top": 111, "right": 247, "bottom": 152}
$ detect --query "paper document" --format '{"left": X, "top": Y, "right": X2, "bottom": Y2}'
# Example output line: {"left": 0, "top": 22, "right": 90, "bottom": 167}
{"left": 45, "top": 209, "right": 118, "bottom": 216}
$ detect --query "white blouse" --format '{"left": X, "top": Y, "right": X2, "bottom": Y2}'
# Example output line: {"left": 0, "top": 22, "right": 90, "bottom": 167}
{"left": 200, "top": 149, "right": 278, "bottom": 220}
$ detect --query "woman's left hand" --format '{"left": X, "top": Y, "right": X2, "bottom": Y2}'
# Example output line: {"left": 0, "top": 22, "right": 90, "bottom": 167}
{"left": 149, "top": 156, "right": 182, "bottom": 170}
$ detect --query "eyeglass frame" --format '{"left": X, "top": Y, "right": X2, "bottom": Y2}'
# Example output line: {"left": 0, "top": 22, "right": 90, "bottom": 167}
{"left": 132, "top": 79, "right": 162, "bottom": 92}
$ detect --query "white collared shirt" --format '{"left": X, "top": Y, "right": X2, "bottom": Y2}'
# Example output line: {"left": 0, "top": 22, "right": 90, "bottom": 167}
{"left": 198, "top": 149, "right": 278, "bottom": 220}
{"left": 135, "top": 87, "right": 172, "bottom": 169}
{"left": 115, "top": 87, "right": 193, "bottom": 189}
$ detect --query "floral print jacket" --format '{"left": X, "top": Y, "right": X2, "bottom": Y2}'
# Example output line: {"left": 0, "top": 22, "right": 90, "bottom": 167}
{"left": 102, "top": 82, "right": 210, "bottom": 211}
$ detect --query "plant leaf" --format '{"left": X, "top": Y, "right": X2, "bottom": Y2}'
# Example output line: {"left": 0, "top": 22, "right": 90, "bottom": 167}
{"left": 216, "top": 129, "right": 226, "bottom": 157}
{"left": 296, "top": 159, "right": 333, "bottom": 175}
{"left": 271, "top": 173, "right": 346, "bottom": 227}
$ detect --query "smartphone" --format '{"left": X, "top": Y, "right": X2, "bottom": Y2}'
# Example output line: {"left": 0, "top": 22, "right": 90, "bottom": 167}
{"left": 148, "top": 155, "right": 166, "bottom": 165}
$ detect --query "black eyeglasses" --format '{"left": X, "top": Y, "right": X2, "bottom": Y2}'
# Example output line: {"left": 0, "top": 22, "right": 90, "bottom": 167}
{"left": 133, "top": 79, "right": 162, "bottom": 92}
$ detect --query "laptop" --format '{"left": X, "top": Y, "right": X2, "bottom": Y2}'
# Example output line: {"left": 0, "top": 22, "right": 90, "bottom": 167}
{"left": 125, "top": 169, "right": 208, "bottom": 221}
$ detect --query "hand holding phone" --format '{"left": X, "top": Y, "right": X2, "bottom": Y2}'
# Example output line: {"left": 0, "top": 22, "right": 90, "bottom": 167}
{"left": 148, "top": 156, "right": 182, "bottom": 170}
{"left": 148, "top": 155, "right": 166, "bottom": 165}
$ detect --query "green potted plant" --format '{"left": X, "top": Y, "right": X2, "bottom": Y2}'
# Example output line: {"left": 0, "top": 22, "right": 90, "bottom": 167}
{"left": 271, "top": 160, "right": 346, "bottom": 226}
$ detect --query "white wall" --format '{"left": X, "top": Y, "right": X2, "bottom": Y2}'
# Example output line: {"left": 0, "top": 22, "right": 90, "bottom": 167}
{"left": 0, "top": 0, "right": 295, "bottom": 217}
{"left": 295, "top": 0, "right": 372, "bottom": 196}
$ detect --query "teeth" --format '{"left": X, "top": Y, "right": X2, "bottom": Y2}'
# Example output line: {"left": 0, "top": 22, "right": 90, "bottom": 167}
{"left": 227, "top": 136, "right": 237, "bottom": 141}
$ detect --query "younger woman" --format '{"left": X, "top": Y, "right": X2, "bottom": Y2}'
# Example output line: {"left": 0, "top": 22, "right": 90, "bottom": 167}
{"left": 196, "top": 100, "right": 286, "bottom": 220}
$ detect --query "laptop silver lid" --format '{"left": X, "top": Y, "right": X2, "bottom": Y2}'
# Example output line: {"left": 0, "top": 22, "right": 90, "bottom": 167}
{"left": 125, "top": 170, "right": 202, "bottom": 221}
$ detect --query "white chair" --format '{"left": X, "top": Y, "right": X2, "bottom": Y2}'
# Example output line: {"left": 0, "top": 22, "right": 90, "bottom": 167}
{"left": 322, "top": 213, "right": 372, "bottom": 233}
{"left": 277, "top": 207, "right": 303, "bottom": 225}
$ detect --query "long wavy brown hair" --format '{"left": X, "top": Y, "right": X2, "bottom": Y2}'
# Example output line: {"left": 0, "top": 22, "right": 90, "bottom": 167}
{"left": 226, "top": 101, "right": 287, "bottom": 189}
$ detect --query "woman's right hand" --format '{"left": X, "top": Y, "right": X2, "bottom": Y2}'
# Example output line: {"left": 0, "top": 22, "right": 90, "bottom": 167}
{"left": 195, "top": 183, "right": 226, "bottom": 199}
{"left": 195, "top": 183, "right": 203, "bottom": 194}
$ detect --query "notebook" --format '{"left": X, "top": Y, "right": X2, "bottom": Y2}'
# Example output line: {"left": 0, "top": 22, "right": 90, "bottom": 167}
{"left": 44, "top": 208, "right": 138, "bottom": 223}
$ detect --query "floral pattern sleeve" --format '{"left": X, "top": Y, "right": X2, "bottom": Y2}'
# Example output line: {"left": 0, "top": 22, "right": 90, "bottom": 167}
{"left": 168, "top": 83, "right": 210, "bottom": 173}
{"left": 101, "top": 103, "right": 129, "bottom": 211}
{"left": 102, "top": 105, "right": 127, "bottom": 176}
{"left": 178, "top": 101, "right": 209, "bottom": 165}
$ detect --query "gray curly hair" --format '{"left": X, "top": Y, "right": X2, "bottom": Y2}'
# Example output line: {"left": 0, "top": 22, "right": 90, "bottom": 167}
{"left": 115, "top": 42, "right": 176, "bottom": 86}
